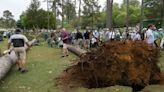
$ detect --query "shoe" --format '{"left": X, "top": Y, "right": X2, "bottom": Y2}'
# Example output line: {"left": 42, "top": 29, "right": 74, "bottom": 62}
{"left": 18, "top": 68, "right": 22, "bottom": 71}
{"left": 21, "top": 69, "right": 28, "bottom": 74}
{"left": 61, "top": 56, "right": 65, "bottom": 58}
{"left": 66, "top": 55, "right": 69, "bottom": 57}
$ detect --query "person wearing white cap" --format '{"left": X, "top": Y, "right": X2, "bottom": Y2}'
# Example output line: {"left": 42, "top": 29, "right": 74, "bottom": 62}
{"left": 8, "top": 28, "right": 30, "bottom": 73}
{"left": 144, "top": 24, "right": 155, "bottom": 45}
{"left": 61, "top": 28, "right": 69, "bottom": 57}
{"left": 108, "top": 28, "right": 115, "bottom": 41}
{"left": 159, "top": 28, "right": 164, "bottom": 49}
{"left": 132, "top": 32, "right": 141, "bottom": 41}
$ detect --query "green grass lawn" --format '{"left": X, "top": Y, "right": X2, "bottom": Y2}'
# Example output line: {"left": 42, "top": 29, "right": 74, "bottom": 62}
{"left": 0, "top": 39, "right": 164, "bottom": 92}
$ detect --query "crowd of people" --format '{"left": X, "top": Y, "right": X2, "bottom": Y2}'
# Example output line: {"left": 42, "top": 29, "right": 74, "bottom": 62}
{"left": 46, "top": 24, "right": 163, "bottom": 49}
{"left": 3, "top": 24, "right": 163, "bottom": 73}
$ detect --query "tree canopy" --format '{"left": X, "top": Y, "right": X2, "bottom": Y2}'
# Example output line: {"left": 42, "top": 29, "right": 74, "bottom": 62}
{"left": 16, "top": 0, "right": 143, "bottom": 29}
{"left": 0, "top": 10, "right": 16, "bottom": 28}
{"left": 18, "top": 0, "right": 56, "bottom": 29}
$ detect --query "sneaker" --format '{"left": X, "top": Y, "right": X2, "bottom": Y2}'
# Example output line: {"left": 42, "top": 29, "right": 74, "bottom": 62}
{"left": 18, "top": 68, "right": 22, "bottom": 71}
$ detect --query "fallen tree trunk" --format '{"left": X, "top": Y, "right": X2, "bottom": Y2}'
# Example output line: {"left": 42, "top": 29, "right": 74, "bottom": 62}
{"left": 67, "top": 45, "right": 87, "bottom": 57}
{"left": 0, "top": 39, "right": 37, "bottom": 80}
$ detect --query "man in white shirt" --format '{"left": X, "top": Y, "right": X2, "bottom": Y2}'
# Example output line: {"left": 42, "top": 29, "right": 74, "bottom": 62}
{"left": 108, "top": 29, "right": 115, "bottom": 41}
{"left": 8, "top": 29, "right": 30, "bottom": 73}
{"left": 105, "top": 28, "right": 110, "bottom": 41}
{"left": 145, "top": 24, "right": 155, "bottom": 45}
{"left": 133, "top": 32, "right": 141, "bottom": 41}
{"left": 93, "top": 30, "right": 100, "bottom": 39}
{"left": 159, "top": 28, "right": 164, "bottom": 49}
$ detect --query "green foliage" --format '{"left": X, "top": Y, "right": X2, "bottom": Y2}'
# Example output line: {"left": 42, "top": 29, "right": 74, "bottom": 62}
{"left": 79, "top": 0, "right": 101, "bottom": 29}
{"left": 112, "top": 0, "right": 140, "bottom": 27}
{"left": 16, "top": 0, "right": 143, "bottom": 29}
{"left": 16, "top": 20, "right": 24, "bottom": 29}
{"left": 78, "top": 0, "right": 141, "bottom": 28}
{"left": 144, "top": 0, "right": 163, "bottom": 19}
{"left": 63, "top": 0, "right": 76, "bottom": 20}
{"left": 19, "top": 0, "right": 56, "bottom": 29}
{"left": 0, "top": 10, "right": 16, "bottom": 28}
{"left": 141, "top": 0, "right": 163, "bottom": 28}
{"left": 3, "top": 10, "right": 14, "bottom": 20}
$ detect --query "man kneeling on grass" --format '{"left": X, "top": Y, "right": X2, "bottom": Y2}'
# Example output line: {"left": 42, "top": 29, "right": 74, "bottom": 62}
{"left": 8, "top": 29, "right": 30, "bottom": 73}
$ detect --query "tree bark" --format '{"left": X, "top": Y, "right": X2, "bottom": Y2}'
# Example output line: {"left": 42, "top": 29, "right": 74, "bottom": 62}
{"left": 126, "top": 0, "right": 129, "bottom": 32}
{"left": 47, "top": 0, "right": 50, "bottom": 30}
{"left": 106, "top": 0, "right": 113, "bottom": 29}
{"left": 139, "top": 0, "right": 144, "bottom": 33}
{"left": 78, "top": 0, "right": 81, "bottom": 29}
{"left": 162, "top": 0, "right": 164, "bottom": 30}
{"left": 0, "top": 39, "right": 36, "bottom": 80}
{"left": 67, "top": 45, "right": 87, "bottom": 57}
{"left": 62, "top": 0, "right": 64, "bottom": 28}
{"left": 53, "top": 0, "right": 57, "bottom": 29}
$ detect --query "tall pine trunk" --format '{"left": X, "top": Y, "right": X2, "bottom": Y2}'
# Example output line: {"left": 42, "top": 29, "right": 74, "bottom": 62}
{"left": 139, "top": 0, "right": 144, "bottom": 32}
{"left": 47, "top": 0, "right": 50, "bottom": 30}
{"left": 106, "top": 0, "right": 113, "bottom": 29}
{"left": 78, "top": 0, "right": 81, "bottom": 29}
{"left": 162, "top": 0, "right": 164, "bottom": 29}
{"left": 126, "top": 0, "right": 129, "bottom": 31}
{"left": 53, "top": 0, "right": 57, "bottom": 29}
{"left": 62, "top": 0, "right": 64, "bottom": 28}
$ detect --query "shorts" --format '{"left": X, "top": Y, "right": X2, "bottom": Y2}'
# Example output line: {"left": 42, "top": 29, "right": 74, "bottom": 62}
{"left": 63, "top": 43, "right": 67, "bottom": 49}
{"left": 75, "top": 39, "right": 83, "bottom": 47}
{"left": 84, "top": 39, "right": 90, "bottom": 45}
{"left": 14, "top": 47, "right": 26, "bottom": 60}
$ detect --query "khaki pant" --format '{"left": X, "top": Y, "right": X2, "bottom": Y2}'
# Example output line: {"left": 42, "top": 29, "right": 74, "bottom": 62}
{"left": 75, "top": 39, "right": 83, "bottom": 48}
{"left": 14, "top": 47, "right": 26, "bottom": 61}
{"left": 84, "top": 39, "right": 90, "bottom": 48}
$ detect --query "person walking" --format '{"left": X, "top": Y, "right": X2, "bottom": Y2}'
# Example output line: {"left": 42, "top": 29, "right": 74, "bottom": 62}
{"left": 61, "top": 28, "right": 69, "bottom": 57}
{"left": 144, "top": 24, "right": 155, "bottom": 46}
{"left": 8, "top": 29, "right": 30, "bottom": 73}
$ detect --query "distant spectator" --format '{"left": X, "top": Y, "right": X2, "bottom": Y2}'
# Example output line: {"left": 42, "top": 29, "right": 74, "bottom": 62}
{"left": 132, "top": 32, "right": 141, "bottom": 41}
{"left": 44, "top": 31, "right": 49, "bottom": 41}
{"left": 91, "top": 33, "right": 97, "bottom": 48}
{"left": 49, "top": 32, "right": 56, "bottom": 48}
{"left": 61, "top": 28, "right": 69, "bottom": 57}
{"left": 144, "top": 24, "right": 155, "bottom": 45}
{"left": 110, "top": 29, "right": 116, "bottom": 41}
{"left": 75, "top": 29, "right": 83, "bottom": 49}
{"left": 105, "top": 28, "right": 110, "bottom": 41}
{"left": 159, "top": 28, "right": 164, "bottom": 49}
{"left": 93, "top": 30, "right": 100, "bottom": 40}
{"left": 83, "top": 30, "right": 90, "bottom": 50}
{"left": 107, "top": 28, "right": 115, "bottom": 41}
{"left": 115, "top": 30, "right": 121, "bottom": 41}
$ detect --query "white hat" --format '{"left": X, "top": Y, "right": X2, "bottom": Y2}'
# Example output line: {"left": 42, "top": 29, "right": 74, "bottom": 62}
{"left": 62, "top": 28, "right": 66, "bottom": 31}
{"left": 158, "top": 28, "right": 163, "bottom": 31}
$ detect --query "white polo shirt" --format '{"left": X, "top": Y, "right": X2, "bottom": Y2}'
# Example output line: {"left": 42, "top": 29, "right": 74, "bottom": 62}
{"left": 8, "top": 34, "right": 28, "bottom": 47}
{"left": 145, "top": 29, "right": 155, "bottom": 44}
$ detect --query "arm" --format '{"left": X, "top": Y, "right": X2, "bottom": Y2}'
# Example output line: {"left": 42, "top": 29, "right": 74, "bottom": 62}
{"left": 8, "top": 37, "right": 12, "bottom": 49}
{"left": 8, "top": 43, "right": 11, "bottom": 49}
{"left": 26, "top": 42, "right": 30, "bottom": 47}
{"left": 23, "top": 35, "right": 30, "bottom": 47}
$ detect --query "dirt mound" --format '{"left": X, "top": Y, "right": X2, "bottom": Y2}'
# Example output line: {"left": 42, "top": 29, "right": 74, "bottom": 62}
{"left": 57, "top": 41, "right": 161, "bottom": 91}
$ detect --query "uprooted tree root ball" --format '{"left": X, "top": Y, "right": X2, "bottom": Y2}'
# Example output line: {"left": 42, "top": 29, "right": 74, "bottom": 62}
{"left": 56, "top": 41, "right": 162, "bottom": 91}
